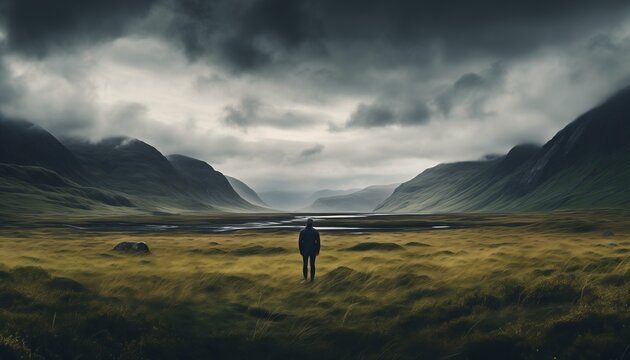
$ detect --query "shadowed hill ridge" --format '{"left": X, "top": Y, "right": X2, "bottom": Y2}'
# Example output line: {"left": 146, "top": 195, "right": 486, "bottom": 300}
{"left": 63, "top": 137, "right": 191, "bottom": 197}
{"left": 0, "top": 116, "right": 84, "bottom": 179}
{"left": 167, "top": 155, "right": 262, "bottom": 211}
{"left": 511, "top": 85, "right": 630, "bottom": 192}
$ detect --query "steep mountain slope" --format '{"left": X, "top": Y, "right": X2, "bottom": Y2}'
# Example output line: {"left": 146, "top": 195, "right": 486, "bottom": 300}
{"left": 0, "top": 117, "right": 137, "bottom": 215}
{"left": 377, "top": 86, "right": 630, "bottom": 213}
{"left": 63, "top": 137, "right": 187, "bottom": 196}
{"left": 376, "top": 159, "right": 502, "bottom": 213}
{"left": 168, "top": 155, "right": 262, "bottom": 211}
{"left": 305, "top": 184, "right": 398, "bottom": 212}
{"left": 510, "top": 86, "right": 630, "bottom": 193}
{"left": 0, "top": 116, "right": 84, "bottom": 179}
{"left": 61, "top": 137, "right": 211, "bottom": 211}
{"left": 226, "top": 176, "right": 268, "bottom": 208}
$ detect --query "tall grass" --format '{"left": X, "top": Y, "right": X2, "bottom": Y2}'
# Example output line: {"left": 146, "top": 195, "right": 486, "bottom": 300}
{"left": 0, "top": 211, "right": 628, "bottom": 359}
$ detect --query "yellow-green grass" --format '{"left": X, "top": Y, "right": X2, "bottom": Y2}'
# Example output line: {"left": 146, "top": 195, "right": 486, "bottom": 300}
{"left": 0, "top": 212, "right": 629, "bottom": 359}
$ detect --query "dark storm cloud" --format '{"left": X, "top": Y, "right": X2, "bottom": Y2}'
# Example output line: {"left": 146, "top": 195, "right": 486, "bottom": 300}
{"left": 0, "top": 47, "right": 18, "bottom": 106}
{"left": 166, "top": 0, "right": 319, "bottom": 70}
{"left": 2, "top": 0, "right": 629, "bottom": 72}
{"left": 436, "top": 62, "right": 507, "bottom": 118}
{"left": 0, "top": 0, "right": 158, "bottom": 57}
{"left": 347, "top": 103, "right": 395, "bottom": 128}
{"left": 222, "top": 97, "right": 316, "bottom": 129}
{"left": 342, "top": 61, "right": 505, "bottom": 129}
{"left": 163, "top": 0, "right": 630, "bottom": 72}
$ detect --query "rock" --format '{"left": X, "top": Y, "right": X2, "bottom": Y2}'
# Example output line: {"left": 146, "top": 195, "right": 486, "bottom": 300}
{"left": 608, "top": 242, "right": 618, "bottom": 247}
{"left": 48, "top": 277, "right": 86, "bottom": 292}
{"left": 112, "top": 241, "right": 150, "bottom": 253}
{"left": 603, "top": 230, "right": 615, "bottom": 237}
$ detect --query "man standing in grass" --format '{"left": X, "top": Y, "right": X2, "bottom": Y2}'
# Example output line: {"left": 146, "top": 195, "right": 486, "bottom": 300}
{"left": 299, "top": 218, "right": 320, "bottom": 282}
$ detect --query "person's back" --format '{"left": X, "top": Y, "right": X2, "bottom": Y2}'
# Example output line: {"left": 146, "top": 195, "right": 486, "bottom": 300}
{"left": 299, "top": 226, "right": 320, "bottom": 255}
{"left": 299, "top": 218, "right": 320, "bottom": 281}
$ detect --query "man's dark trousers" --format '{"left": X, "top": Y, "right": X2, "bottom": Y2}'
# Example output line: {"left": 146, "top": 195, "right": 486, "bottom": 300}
{"left": 303, "top": 254, "right": 316, "bottom": 280}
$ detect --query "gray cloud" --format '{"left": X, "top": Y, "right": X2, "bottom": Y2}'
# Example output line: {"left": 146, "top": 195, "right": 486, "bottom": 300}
{"left": 88, "top": 101, "right": 261, "bottom": 165}
{"left": 0, "top": 52, "right": 99, "bottom": 137}
{"left": 436, "top": 62, "right": 507, "bottom": 118}
{"left": 222, "top": 96, "right": 316, "bottom": 129}
{"left": 347, "top": 103, "right": 395, "bottom": 128}
{"left": 0, "top": 47, "right": 18, "bottom": 106}
{"left": 345, "top": 99, "right": 431, "bottom": 128}
{"left": 299, "top": 144, "right": 324, "bottom": 158}
{"left": 223, "top": 97, "right": 261, "bottom": 128}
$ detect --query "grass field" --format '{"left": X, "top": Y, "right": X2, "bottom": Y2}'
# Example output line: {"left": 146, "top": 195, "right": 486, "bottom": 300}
{"left": 0, "top": 211, "right": 629, "bottom": 359}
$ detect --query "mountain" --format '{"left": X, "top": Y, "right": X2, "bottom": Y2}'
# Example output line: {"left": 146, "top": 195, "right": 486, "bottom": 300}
{"left": 304, "top": 184, "right": 398, "bottom": 212}
{"left": 258, "top": 191, "right": 309, "bottom": 210}
{"left": 260, "top": 188, "right": 358, "bottom": 210}
{"left": 63, "top": 137, "right": 190, "bottom": 196}
{"left": 307, "top": 189, "right": 359, "bottom": 202}
{"left": 226, "top": 176, "right": 268, "bottom": 208}
{"left": 0, "top": 118, "right": 261, "bottom": 215}
{"left": 377, "top": 86, "right": 630, "bottom": 213}
{"left": 0, "top": 117, "right": 138, "bottom": 216}
{"left": 167, "top": 155, "right": 261, "bottom": 211}
{"left": 62, "top": 137, "right": 262, "bottom": 212}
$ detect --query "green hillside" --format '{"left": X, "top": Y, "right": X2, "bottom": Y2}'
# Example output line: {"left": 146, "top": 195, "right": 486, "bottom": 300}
{"left": 0, "top": 163, "right": 136, "bottom": 218}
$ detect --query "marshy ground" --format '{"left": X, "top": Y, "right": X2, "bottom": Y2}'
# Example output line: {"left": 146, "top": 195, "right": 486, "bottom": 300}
{"left": 0, "top": 211, "right": 629, "bottom": 359}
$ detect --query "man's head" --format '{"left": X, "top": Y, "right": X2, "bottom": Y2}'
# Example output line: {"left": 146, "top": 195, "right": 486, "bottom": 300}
{"left": 306, "top": 218, "right": 314, "bottom": 228}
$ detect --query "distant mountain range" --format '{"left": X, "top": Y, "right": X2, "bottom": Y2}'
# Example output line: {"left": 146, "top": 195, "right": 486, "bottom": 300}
{"left": 226, "top": 176, "right": 269, "bottom": 208}
{"left": 303, "top": 184, "right": 398, "bottom": 212}
{"left": 377, "top": 86, "right": 630, "bottom": 213}
{"left": 0, "top": 117, "right": 267, "bottom": 216}
{"left": 259, "top": 188, "right": 359, "bottom": 211}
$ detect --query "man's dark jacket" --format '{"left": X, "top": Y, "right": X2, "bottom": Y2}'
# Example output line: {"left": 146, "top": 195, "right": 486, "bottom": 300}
{"left": 299, "top": 227, "right": 320, "bottom": 256}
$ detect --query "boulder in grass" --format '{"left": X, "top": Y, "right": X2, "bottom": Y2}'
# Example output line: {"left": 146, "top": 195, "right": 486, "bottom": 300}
{"left": 48, "top": 277, "right": 86, "bottom": 292}
{"left": 112, "top": 241, "right": 150, "bottom": 253}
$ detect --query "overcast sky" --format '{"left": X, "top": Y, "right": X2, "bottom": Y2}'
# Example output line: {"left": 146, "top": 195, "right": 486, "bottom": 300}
{"left": 1, "top": 0, "right": 630, "bottom": 192}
